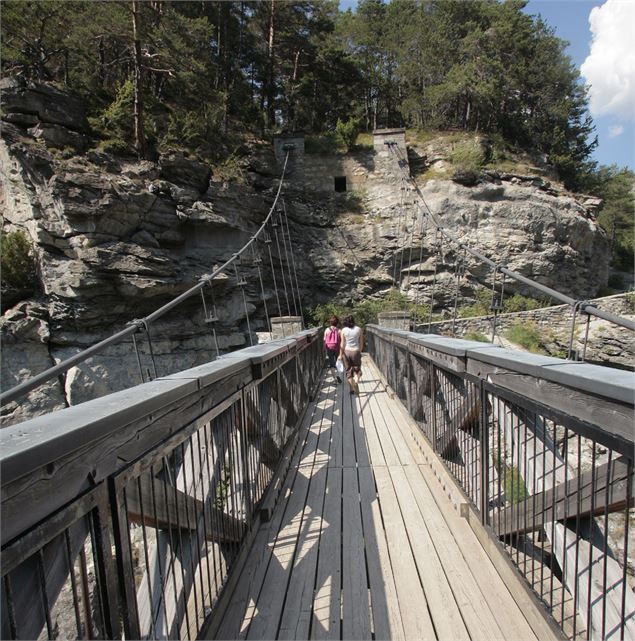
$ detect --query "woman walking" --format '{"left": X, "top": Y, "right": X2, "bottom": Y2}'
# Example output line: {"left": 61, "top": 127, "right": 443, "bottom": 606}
{"left": 323, "top": 315, "right": 342, "bottom": 382}
{"left": 340, "top": 315, "right": 363, "bottom": 394}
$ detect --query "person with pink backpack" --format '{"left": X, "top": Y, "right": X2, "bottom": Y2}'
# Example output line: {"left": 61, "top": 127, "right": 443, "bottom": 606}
{"left": 323, "top": 315, "right": 342, "bottom": 382}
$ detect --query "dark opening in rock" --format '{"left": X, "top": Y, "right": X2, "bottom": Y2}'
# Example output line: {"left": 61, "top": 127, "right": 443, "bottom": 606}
{"left": 334, "top": 176, "right": 347, "bottom": 192}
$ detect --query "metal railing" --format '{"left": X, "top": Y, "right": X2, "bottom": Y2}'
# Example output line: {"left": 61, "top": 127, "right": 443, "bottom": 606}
{"left": 0, "top": 329, "right": 322, "bottom": 640}
{"left": 367, "top": 325, "right": 635, "bottom": 640}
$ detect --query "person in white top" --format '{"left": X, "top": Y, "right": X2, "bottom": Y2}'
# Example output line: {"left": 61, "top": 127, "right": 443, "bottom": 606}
{"left": 340, "top": 315, "right": 364, "bottom": 394}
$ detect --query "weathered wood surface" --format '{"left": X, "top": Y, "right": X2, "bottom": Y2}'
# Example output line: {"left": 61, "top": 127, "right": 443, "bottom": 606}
{"left": 126, "top": 475, "right": 245, "bottom": 543}
{"left": 210, "top": 357, "right": 557, "bottom": 641}
{"left": 493, "top": 457, "right": 634, "bottom": 537}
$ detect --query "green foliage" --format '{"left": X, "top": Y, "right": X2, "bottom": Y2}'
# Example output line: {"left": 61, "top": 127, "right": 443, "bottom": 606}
{"left": 0, "top": 0, "right": 602, "bottom": 187}
{"left": 593, "top": 166, "right": 635, "bottom": 273}
{"left": 464, "top": 331, "right": 490, "bottom": 343}
{"left": 607, "top": 273, "right": 625, "bottom": 290}
{"left": 449, "top": 140, "right": 485, "bottom": 172}
{"left": 309, "top": 288, "right": 429, "bottom": 329}
{"left": 305, "top": 133, "right": 340, "bottom": 155}
{"left": 336, "top": 117, "right": 362, "bottom": 151}
{"left": 504, "top": 322, "right": 545, "bottom": 354}
{"left": 503, "top": 293, "right": 543, "bottom": 313}
{"left": 1, "top": 229, "right": 37, "bottom": 290}
{"left": 459, "top": 290, "right": 544, "bottom": 318}
{"left": 504, "top": 467, "right": 529, "bottom": 505}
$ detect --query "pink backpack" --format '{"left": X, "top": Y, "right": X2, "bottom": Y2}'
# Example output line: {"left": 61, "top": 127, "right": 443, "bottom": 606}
{"left": 324, "top": 327, "right": 340, "bottom": 350}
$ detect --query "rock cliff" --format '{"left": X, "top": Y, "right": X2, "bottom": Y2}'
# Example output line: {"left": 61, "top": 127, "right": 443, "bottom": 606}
{"left": 0, "top": 80, "right": 611, "bottom": 424}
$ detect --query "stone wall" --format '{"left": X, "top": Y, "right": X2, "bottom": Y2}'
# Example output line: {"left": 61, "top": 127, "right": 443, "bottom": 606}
{"left": 415, "top": 293, "right": 634, "bottom": 369}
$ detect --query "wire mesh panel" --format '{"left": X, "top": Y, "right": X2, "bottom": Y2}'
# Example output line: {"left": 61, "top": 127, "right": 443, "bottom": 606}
{"left": 1, "top": 486, "right": 118, "bottom": 640}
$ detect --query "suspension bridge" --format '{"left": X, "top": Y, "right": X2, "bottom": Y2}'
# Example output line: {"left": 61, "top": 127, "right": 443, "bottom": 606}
{"left": 1, "top": 136, "right": 634, "bottom": 641}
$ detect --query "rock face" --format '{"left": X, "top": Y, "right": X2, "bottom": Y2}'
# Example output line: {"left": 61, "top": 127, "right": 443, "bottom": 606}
{"left": 0, "top": 82, "right": 612, "bottom": 425}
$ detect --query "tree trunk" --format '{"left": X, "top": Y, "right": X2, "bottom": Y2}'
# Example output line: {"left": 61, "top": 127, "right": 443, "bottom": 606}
{"left": 131, "top": 0, "right": 146, "bottom": 159}
{"left": 265, "top": 0, "right": 276, "bottom": 131}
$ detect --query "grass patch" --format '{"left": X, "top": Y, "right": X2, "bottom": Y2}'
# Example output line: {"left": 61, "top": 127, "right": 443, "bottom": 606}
{"left": 464, "top": 331, "right": 490, "bottom": 343}
{"left": 449, "top": 139, "right": 486, "bottom": 171}
{"left": 504, "top": 467, "right": 529, "bottom": 504}
{"left": 354, "top": 132, "right": 373, "bottom": 150}
{"left": 305, "top": 132, "right": 341, "bottom": 155}
{"left": 504, "top": 321, "right": 545, "bottom": 353}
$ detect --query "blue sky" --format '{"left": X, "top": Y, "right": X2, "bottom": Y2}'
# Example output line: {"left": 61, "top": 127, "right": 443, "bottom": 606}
{"left": 339, "top": 0, "right": 635, "bottom": 170}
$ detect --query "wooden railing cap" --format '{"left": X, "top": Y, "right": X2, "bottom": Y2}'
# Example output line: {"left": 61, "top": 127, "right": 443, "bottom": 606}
{"left": 0, "top": 376, "right": 199, "bottom": 485}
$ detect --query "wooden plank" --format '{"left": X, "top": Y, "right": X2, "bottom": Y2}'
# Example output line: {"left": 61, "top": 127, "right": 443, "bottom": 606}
{"left": 216, "top": 383, "right": 325, "bottom": 640}
{"left": 342, "top": 390, "right": 357, "bottom": 469}
{"left": 311, "top": 466, "right": 342, "bottom": 640}
{"left": 477, "top": 370, "right": 633, "bottom": 453}
{"left": 351, "top": 394, "right": 371, "bottom": 468}
{"left": 277, "top": 380, "right": 335, "bottom": 640}
{"left": 126, "top": 475, "right": 245, "bottom": 543}
{"left": 493, "top": 457, "right": 634, "bottom": 537}
{"left": 328, "top": 377, "right": 343, "bottom": 469}
{"left": 378, "top": 373, "right": 552, "bottom": 641}
{"left": 365, "top": 388, "right": 401, "bottom": 467}
{"left": 373, "top": 466, "right": 436, "bottom": 641}
{"left": 357, "top": 466, "right": 405, "bottom": 641}
{"left": 341, "top": 467, "right": 372, "bottom": 639}
{"left": 244, "top": 381, "right": 330, "bottom": 640}
{"left": 356, "top": 377, "right": 385, "bottom": 466}
{"left": 388, "top": 465, "right": 470, "bottom": 641}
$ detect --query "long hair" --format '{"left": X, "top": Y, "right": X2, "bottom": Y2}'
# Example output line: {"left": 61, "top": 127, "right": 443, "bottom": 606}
{"left": 343, "top": 315, "right": 355, "bottom": 328}
{"left": 329, "top": 315, "right": 339, "bottom": 327}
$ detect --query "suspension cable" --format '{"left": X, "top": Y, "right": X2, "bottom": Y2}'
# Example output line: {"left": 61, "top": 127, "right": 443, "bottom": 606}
{"left": 281, "top": 199, "right": 303, "bottom": 323}
{"left": 252, "top": 242, "right": 273, "bottom": 341}
{"left": 271, "top": 214, "right": 291, "bottom": 316}
{"left": 386, "top": 141, "right": 635, "bottom": 332}
{"left": 277, "top": 205, "right": 299, "bottom": 316}
{"left": 1, "top": 151, "right": 292, "bottom": 406}
{"left": 412, "top": 204, "right": 428, "bottom": 329}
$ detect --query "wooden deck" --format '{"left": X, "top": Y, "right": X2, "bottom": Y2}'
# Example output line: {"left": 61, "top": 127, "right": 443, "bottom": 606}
{"left": 213, "top": 356, "right": 554, "bottom": 641}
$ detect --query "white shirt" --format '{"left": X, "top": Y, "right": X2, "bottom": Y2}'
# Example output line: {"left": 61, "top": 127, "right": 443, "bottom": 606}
{"left": 342, "top": 326, "right": 362, "bottom": 350}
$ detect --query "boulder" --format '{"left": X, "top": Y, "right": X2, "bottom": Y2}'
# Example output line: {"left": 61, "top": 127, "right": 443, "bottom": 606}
{"left": 0, "top": 77, "right": 90, "bottom": 132}
{"left": 159, "top": 154, "right": 211, "bottom": 192}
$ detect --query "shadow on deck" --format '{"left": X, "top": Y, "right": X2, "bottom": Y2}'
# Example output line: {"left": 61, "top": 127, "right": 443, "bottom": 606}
{"left": 209, "top": 357, "right": 556, "bottom": 641}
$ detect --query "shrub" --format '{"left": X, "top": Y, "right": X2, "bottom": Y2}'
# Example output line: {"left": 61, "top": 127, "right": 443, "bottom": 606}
{"left": 1, "top": 229, "right": 37, "bottom": 290}
{"left": 304, "top": 133, "right": 339, "bottom": 154}
{"left": 335, "top": 117, "right": 361, "bottom": 152}
{"left": 308, "top": 289, "right": 430, "bottom": 329}
{"left": 464, "top": 331, "right": 490, "bottom": 343}
{"left": 504, "top": 322, "right": 544, "bottom": 353}
{"left": 503, "top": 293, "right": 543, "bottom": 313}
{"left": 504, "top": 467, "right": 529, "bottom": 504}
{"left": 607, "top": 273, "right": 625, "bottom": 290}
{"left": 449, "top": 139, "right": 485, "bottom": 172}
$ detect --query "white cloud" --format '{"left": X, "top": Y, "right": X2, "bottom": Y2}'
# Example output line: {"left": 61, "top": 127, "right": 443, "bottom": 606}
{"left": 580, "top": 0, "right": 635, "bottom": 120}
{"left": 608, "top": 124, "right": 624, "bottom": 137}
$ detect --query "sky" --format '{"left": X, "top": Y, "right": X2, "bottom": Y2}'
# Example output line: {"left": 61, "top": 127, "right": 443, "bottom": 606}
{"left": 339, "top": 0, "right": 635, "bottom": 170}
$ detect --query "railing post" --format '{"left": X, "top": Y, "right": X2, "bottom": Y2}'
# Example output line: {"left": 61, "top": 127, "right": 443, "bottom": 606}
{"left": 479, "top": 380, "right": 490, "bottom": 526}
{"left": 93, "top": 486, "right": 123, "bottom": 640}
{"left": 108, "top": 476, "right": 142, "bottom": 640}
{"left": 430, "top": 362, "right": 438, "bottom": 453}
{"left": 238, "top": 390, "right": 253, "bottom": 524}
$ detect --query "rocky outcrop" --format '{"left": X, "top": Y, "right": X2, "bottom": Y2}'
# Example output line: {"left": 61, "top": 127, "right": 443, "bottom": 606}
{"left": 0, "top": 81, "right": 613, "bottom": 425}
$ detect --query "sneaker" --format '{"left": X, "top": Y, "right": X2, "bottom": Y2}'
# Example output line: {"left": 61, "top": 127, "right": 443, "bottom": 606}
{"left": 336, "top": 375, "right": 342, "bottom": 383}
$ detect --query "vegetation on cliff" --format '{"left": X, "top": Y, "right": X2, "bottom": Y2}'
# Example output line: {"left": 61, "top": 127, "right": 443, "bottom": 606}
{"left": 2, "top": 0, "right": 632, "bottom": 271}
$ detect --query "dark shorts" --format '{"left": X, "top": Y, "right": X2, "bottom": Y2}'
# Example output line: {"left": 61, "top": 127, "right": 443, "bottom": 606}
{"left": 343, "top": 349, "right": 362, "bottom": 379}
{"left": 326, "top": 348, "right": 339, "bottom": 368}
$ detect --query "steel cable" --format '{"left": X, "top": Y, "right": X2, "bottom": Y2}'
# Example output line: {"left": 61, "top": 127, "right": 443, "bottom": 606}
{"left": 386, "top": 141, "right": 635, "bottom": 332}
{"left": 1, "top": 151, "right": 292, "bottom": 406}
{"left": 271, "top": 215, "right": 291, "bottom": 316}
{"left": 277, "top": 206, "right": 299, "bottom": 316}
{"left": 281, "top": 199, "right": 303, "bottom": 323}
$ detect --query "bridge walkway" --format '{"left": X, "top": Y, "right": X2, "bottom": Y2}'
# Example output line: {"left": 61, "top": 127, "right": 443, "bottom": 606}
{"left": 212, "top": 356, "right": 550, "bottom": 641}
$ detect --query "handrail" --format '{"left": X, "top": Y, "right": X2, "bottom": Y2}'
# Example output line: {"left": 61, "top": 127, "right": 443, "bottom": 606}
{"left": 1, "top": 328, "right": 322, "bottom": 640}
{"left": 0, "top": 151, "right": 292, "bottom": 407}
{"left": 367, "top": 325, "right": 635, "bottom": 640}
